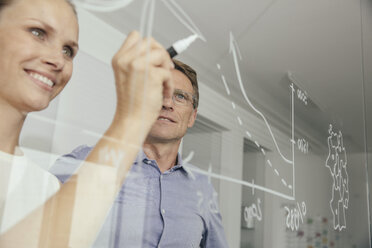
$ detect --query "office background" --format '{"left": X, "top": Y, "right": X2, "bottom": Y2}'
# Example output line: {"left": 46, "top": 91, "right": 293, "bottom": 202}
{"left": 20, "top": 0, "right": 372, "bottom": 247}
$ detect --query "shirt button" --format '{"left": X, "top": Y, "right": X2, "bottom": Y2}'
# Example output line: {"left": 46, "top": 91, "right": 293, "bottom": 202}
{"left": 160, "top": 175, "right": 163, "bottom": 180}
{"left": 161, "top": 209, "right": 165, "bottom": 214}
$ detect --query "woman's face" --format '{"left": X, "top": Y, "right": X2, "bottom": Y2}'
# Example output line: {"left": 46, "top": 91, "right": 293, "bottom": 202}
{"left": 0, "top": 0, "right": 79, "bottom": 112}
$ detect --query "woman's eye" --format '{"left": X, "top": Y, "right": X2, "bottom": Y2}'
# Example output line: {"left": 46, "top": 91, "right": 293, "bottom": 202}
{"left": 30, "top": 28, "right": 46, "bottom": 39}
{"left": 62, "top": 46, "right": 74, "bottom": 58}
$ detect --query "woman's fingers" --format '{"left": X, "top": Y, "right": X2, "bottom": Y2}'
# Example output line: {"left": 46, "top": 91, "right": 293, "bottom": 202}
{"left": 117, "top": 31, "right": 141, "bottom": 54}
{"left": 111, "top": 31, "right": 175, "bottom": 121}
{"left": 113, "top": 37, "right": 173, "bottom": 72}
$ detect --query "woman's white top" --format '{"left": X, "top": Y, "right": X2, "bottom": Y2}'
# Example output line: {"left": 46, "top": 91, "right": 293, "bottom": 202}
{"left": 0, "top": 148, "right": 60, "bottom": 234}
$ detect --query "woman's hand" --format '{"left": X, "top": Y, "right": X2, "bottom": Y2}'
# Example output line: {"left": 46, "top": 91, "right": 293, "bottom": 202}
{"left": 111, "top": 31, "right": 174, "bottom": 127}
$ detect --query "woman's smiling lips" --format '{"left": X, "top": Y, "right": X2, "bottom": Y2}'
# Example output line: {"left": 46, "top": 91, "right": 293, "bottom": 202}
{"left": 25, "top": 69, "right": 56, "bottom": 91}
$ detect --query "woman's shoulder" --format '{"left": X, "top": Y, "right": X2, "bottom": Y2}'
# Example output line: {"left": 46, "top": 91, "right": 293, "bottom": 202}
{"left": 0, "top": 148, "right": 61, "bottom": 234}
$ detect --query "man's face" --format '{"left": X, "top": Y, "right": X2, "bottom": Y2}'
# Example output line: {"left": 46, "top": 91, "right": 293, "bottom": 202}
{"left": 146, "top": 69, "right": 197, "bottom": 143}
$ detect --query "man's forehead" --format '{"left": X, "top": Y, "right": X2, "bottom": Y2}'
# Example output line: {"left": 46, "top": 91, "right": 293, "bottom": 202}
{"left": 172, "top": 69, "right": 193, "bottom": 92}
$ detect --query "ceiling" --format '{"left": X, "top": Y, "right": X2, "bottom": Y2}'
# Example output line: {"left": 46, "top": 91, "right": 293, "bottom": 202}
{"left": 85, "top": 0, "right": 372, "bottom": 153}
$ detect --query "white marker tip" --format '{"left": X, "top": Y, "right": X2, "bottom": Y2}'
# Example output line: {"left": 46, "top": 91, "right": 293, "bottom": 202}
{"left": 189, "top": 34, "right": 198, "bottom": 41}
{"left": 181, "top": 34, "right": 198, "bottom": 46}
{"left": 173, "top": 34, "right": 199, "bottom": 55}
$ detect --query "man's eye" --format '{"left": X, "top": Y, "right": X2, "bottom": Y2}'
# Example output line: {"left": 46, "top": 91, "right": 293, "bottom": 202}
{"left": 30, "top": 28, "right": 46, "bottom": 39}
{"left": 62, "top": 46, "right": 74, "bottom": 58}
{"left": 175, "top": 93, "right": 186, "bottom": 100}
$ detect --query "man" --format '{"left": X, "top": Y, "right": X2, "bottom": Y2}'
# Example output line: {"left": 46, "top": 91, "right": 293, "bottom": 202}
{"left": 51, "top": 60, "right": 228, "bottom": 247}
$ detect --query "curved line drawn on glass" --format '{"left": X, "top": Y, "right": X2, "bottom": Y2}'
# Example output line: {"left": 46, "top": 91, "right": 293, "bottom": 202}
{"left": 213, "top": 32, "right": 298, "bottom": 200}
{"left": 220, "top": 74, "right": 231, "bottom": 96}
{"left": 216, "top": 64, "right": 293, "bottom": 193}
{"left": 28, "top": 113, "right": 117, "bottom": 143}
{"left": 325, "top": 124, "right": 349, "bottom": 231}
{"left": 183, "top": 150, "right": 195, "bottom": 164}
{"left": 73, "top": 0, "right": 134, "bottom": 12}
{"left": 229, "top": 32, "right": 293, "bottom": 166}
{"left": 284, "top": 201, "right": 307, "bottom": 231}
{"left": 185, "top": 164, "right": 294, "bottom": 201}
{"left": 140, "top": 0, "right": 156, "bottom": 37}
{"left": 160, "top": 0, "right": 207, "bottom": 42}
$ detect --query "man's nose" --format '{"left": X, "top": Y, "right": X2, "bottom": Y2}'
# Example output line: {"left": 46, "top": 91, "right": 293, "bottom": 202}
{"left": 162, "top": 94, "right": 174, "bottom": 110}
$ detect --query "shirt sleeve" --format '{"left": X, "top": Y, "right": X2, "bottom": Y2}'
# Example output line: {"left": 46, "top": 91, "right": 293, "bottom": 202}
{"left": 49, "top": 145, "right": 93, "bottom": 184}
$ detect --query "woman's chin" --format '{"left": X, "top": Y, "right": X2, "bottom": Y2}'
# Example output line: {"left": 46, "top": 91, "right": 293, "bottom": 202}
{"left": 21, "top": 98, "right": 50, "bottom": 113}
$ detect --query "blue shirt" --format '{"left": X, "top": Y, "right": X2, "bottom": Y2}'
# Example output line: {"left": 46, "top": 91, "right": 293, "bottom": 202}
{"left": 50, "top": 145, "right": 228, "bottom": 248}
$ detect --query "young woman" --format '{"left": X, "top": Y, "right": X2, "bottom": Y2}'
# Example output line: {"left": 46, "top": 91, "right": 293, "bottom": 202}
{"left": 0, "top": 0, "right": 174, "bottom": 247}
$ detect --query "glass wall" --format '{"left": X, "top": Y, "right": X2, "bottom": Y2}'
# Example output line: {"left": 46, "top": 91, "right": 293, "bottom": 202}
{"left": 7, "top": 0, "right": 371, "bottom": 247}
{"left": 361, "top": 0, "right": 372, "bottom": 245}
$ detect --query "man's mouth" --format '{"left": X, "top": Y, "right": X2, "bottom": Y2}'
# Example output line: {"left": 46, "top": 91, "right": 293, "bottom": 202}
{"left": 158, "top": 116, "right": 175, "bottom": 123}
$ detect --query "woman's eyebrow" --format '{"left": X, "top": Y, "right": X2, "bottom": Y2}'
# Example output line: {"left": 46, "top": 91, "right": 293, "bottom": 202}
{"left": 68, "top": 40, "right": 79, "bottom": 51}
{"left": 27, "top": 18, "right": 79, "bottom": 50}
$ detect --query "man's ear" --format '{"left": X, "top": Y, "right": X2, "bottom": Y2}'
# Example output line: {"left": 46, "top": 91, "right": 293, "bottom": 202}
{"left": 187, "top": 108, "right": 198, "bottom": 128}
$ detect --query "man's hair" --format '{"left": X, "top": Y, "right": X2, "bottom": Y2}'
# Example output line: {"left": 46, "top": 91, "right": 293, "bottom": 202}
{"left": 0, "top": 0, "right": 11, "bottom": 10}
{"left": 173, "top": 59, "right": 199, "bottom": 109}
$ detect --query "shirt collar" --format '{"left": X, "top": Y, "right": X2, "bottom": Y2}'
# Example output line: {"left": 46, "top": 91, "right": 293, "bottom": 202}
{"left": 134, "top": 149, "right": 148, "bottom": 165}
{"left": 134, "top": 149, "right": 192, "bottom": 176}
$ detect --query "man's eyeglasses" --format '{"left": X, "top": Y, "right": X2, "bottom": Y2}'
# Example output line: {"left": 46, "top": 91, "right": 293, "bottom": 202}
{"left": 172, "top": 89, "right": 196, "bottom": 108}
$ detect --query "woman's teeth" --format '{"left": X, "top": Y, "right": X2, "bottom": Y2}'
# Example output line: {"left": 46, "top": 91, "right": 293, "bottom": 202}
{"left": 29, "top": 72, "right": 54, "bottom": 87}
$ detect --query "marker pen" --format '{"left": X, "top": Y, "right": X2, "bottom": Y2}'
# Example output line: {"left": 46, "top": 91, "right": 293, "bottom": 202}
{"left": 167, "top": 34, "right": 198, "bottom": 58}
